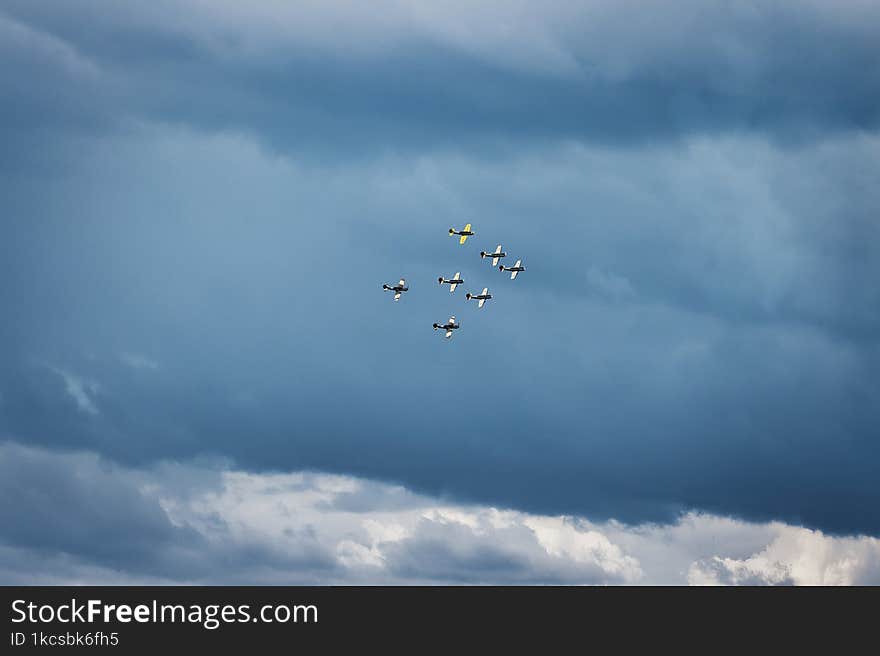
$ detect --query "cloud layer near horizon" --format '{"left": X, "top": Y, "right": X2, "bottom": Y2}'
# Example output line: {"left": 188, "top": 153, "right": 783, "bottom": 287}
{"left": 2, "top": 442, "right": 879, "bottom": 585}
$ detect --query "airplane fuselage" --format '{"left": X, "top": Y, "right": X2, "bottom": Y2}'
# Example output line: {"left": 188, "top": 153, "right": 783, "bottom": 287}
{"left": 439, "top": 279, "right": 463, "bottom": 285}
{"left": 501, "top": 266, "right": 524, "bottom": 272}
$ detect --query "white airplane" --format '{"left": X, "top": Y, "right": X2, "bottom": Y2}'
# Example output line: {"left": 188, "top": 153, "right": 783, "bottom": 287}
{"left": 433, "top": 316, "right": 460, "bottom": 339}
{"left": 465, "top": 287, "right": 492, "bottom": 308}
{"left": 382, "top": 278, "right": 409, "bottom": 301}
{"left": 499, "top": 259, "right": 525, "bottom": 280}
{"left": 480, "top": 244, "right": 506, "bottom": 266}
{"left": 449, "top": 223, "right": 474, "bottom": 245}
{"left": 438, "top": 272, "right": 463, "bottom": 293}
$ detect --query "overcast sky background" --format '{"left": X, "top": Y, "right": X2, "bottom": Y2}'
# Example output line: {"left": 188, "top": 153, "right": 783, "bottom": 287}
{"left": 1, "top": 0, "right": 879, "bottom": 584}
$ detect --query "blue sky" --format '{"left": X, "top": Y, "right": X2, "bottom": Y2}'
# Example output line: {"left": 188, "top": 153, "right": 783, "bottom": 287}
{"left": 1, "top": 1, "right": 879, "bottom": 584}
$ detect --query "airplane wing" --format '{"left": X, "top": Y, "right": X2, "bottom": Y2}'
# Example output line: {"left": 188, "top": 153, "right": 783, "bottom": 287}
{"left": 460, "top": 235, "right": 468, "bottom": 245}
{"left": 394, "top": 291, "right": 401, "bottom": 301}
{"left": 494, "top": 245, "right": 502, "bottom": 254}
{"left": 449, "top": 282, "right": 457, "bottom": 293}
{"left": 511, "top": 260, "right": 521, "bottom": 280}
{"left": 445, "top": 329, "right": 453, "bottom": 339}
{"left": 510, "top": 270, "right": 518, "bottom": 280}
{"left": 478, "top": 298, "right": 485, "bottom": 308}
{"left": 459, "top": 224, "right": 471, "bottom": 244}
{"left": 492, "top": 256, "right": 500, "bottom": 266}
{"left": 398, "top": 278, "right": 406, "bottom": 287}
{"left": 481, "top": 287, "right": 488, "bottom": 296}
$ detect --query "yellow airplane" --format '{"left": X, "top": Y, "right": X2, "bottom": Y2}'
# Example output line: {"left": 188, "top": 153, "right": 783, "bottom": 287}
{"left": 449, "top": 223, "right": 474, "bottom": 245}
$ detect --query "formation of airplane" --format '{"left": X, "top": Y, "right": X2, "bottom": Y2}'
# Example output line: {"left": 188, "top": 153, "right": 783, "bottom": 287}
{"left": 432, "top": 316, "right": 460, "bottom": 339}
{"left": 382, "top": 278, "right": 408, "bottom": 301}
{"left": 383, "top": 224, "right": 527, "bottom": 339}
{"left": 480, "top": 245, "right": 506, "bottom": 266}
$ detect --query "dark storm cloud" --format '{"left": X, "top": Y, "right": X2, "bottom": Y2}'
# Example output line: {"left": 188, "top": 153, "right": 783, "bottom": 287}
{"left": 0, "top": 440, "right": 183, "bottom": 562}
{"left": 1, "top": 126, "right": 879, "bottom": 536}
{"left": 0, "top": 0, "right": 879, "bottom": 548}
{"left": 1, "top": 0, "right": 879, "bottom": 168}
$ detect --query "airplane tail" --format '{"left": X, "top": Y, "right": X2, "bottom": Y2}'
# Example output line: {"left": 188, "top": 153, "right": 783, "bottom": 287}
{"left": 480, "top": 251, "right": 486, "bottom": 258}
{"left": 383, "top": 284, "right": 390, "bottom": 290}
{"left": 433, "top": 323, "right": 439, "bottom": 330}
{"left": 498, "top": 265, "right": 504, "bottom": 271}
{"left": 449, "top": 228, "right": 455, "bottom": 235}
{"left": 466, "top": 293, "right": 472, "bottom": 300}
{"left": 438, "top": 277, "right": 444, "bottom": 284}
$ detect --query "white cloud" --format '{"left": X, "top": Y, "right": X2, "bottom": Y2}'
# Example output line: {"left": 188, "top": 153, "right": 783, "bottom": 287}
{"left": 115, "top": 468, "right": 880, "bottom": 584}
{"left": 48, "top": 367, "right": 100, "bottom": 415}
{"left": 155, "top": 470, "right": 640, "bottom": 583}
{"left": 688, "top": 527, "right": 880, "bottom": 585}
{"left": 5, "top": 443, "right": 878, "bottom": 584}
{"left": 523, "top": 516, "right": 642, "bottom": 581}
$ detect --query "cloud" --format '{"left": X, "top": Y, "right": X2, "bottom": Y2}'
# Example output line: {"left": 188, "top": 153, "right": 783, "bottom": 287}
{"left": 0, "top": 123, "right": 878, "bottom": 536}
{"left": 2, "top": 442, "right": 879, "bottom": 585}
{"left": 585, "top": 266, "right": 636, "bottom": 302}
{"left": 1, "top": 1, "right": 878, "bottom": 553}
{"left": 688, "top": 526, "right": 880, "bottom": 585}
{"left": 1, "top": 0, "right": 879, "bottom": 170}
{"left": 48, "top": 366, "right": 100, "bottom": 416}
{"left": 159, "top": 466, "right": 641, "bottom": 584}
{"left": 119, "top": 352, "right": 160, "bottom": 371}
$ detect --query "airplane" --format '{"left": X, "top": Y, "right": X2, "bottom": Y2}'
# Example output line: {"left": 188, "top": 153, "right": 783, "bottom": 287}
{"left": 465, "top": 287, "right": 492, "bottom": 308}
{"left": 438, "top": 272, "right": 464, "bottom": 293}
{"left": 449, "top": 223, "right": 474, "bottom": 245}
{"left": 382, "top": 278, "right": 409, "bottom": 301}
{"left": 499, "top": 259, "right": 525, "bottom": 280}
{"left": 480, "top": 245, "right": 507, "bottom": 267}
{"left": 433, "top": 316, "right": 460, "bottom": 339}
